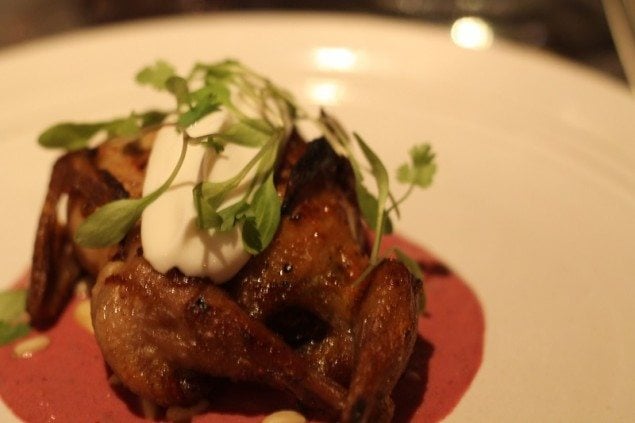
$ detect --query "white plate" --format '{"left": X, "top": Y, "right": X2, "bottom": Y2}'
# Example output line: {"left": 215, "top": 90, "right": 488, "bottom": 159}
{"left": 1, "top": 12, "right": 635, "bottom": 422}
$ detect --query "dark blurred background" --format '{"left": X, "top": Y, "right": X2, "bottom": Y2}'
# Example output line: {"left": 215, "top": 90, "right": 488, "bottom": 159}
{"left": 0, "top": 0, "right": 625, "bottom": 81}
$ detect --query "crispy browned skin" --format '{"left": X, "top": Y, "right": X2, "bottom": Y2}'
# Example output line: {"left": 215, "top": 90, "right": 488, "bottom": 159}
{"left": 29, "top": 132, "right": 422, "bottom": 422}
{"left": 28, "top": 135, "right": 152, "bottom": 327}
{"left": 91, "top": 232, "right": 347, "bottom": 416}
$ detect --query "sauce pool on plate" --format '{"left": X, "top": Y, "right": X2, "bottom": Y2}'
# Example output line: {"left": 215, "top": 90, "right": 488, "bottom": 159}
{"left": 0, "top": 234, "right": 484, "bottom": 422}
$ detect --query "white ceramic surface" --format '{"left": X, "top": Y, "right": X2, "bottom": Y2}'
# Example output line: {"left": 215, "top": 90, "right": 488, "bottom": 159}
{"left": 1, "top": 12, "right": 634, "bottom": 422}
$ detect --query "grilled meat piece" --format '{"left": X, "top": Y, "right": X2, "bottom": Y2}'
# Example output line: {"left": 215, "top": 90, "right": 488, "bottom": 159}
{"left": 29, "top": 131, "right": 422, "bottom": 422}
{"left": 29, "top": 134, "right": 152, "bottom": 327}
{"left": 91, "top": 231, "right": 347, "bottom": 416}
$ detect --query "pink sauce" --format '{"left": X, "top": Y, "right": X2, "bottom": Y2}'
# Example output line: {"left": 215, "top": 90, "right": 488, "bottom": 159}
{"left": 0, "top": 235, "right": 484, "bottom": 422}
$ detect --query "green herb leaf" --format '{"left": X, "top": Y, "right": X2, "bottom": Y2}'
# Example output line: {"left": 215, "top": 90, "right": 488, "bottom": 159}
{"left": 268, "top": 84, "right": 297, "bottom": 119}
{"left": 193, "top": 60, "right": 238, "bottom": 80}
{"left": 393, "top": 248, "right": 423, "bottom": 280}
{"left": 196, "top": 179, "right": 238, "bottom": 213}
{"left": 106, "top": 115, "right": 141, "bottom": 138}
{"left": 354, "top": 133, "right": 389, "bottom": 263}
{"left": 217, "top": 200, "right": 251, "bottom": 232}
{"left": 397, "top": 144, "right": 436, "bottom": 188}
{"left": 76, "top": 137, "right": 189, "bottom": 248}
{"left": 74, "top": 198, "right": 147, "bottom": 248}
{"left": 34, "top": 58, "right": 439, "bottom": 304}
{"left": 136, "top": 60, "right": 176, "bottom": 90}
{"left": 138, "top": 110, "right": 169, "bottom": 127}
{"left": 241, "top": 173, "right": 280, "bottom": 254}
{"left": 38, "top": 122, "right": 104, "bottom": 151}
{"left": 194, "top": 133, "right": 278, "bottom": 230}
{"left": 191, "top": 80, "right": 231, "bottom": 106}
{"left": 166, "top": 76, "right": 191, "bottom": 109}
{"left": 241, "top": 217, "right": 261, "bottom": 253}
{"left": 256, "top": 132, "right": 281, "bottom": 174}
{"left": 218, "top": 119, "right": 274, "bottom": 147}
{"left": 199, "top": 137, "right": 226, "bottom": 153}
{"left": 193, "top": 183, "right": 218, "bottom": 229}
{"left": 356, "top": 183, "right": 393, "bottom": 234}
{"left": 178, "top": 97, "right": 221, "bottom": 128}
{"left": 0, "top": 289, "right": 30, "bottom": 346}
{"left": 194, "top": 184, "right": 251, "bottom": 230}
{"left": 393, "top": 248, "right": 425, "bottom": 313}
{"left": 0, "top": 321, "right": 30, "bottom": 346}
{"left": 0, "top": 289, "right": 27, "bottom": 322}
{"left": 39, "top": 109, "right": 171, "bottom": 151}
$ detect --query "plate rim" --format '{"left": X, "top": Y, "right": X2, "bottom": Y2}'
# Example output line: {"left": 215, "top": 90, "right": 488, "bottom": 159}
{"left": 1, "top": 10, "right": 635, "bottom": 423}
{"left": 0, "top": 10, "right": 630, "bottom": 97}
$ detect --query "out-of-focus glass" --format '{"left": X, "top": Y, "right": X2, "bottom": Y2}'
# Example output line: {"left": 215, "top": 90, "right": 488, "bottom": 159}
{"left": 602, "top": 0, "right": 635, "bottom": 91}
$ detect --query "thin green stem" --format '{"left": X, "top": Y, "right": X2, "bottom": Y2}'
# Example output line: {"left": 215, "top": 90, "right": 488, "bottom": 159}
{"left": 387, "top": 183, "right": 415, "bottom": 215}
{"left": 144, "top": 135, "right": 189, "bottom": 204}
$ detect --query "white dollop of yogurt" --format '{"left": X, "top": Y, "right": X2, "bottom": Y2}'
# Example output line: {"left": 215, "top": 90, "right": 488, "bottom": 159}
{"left": 141, "top": 118, "right": 258, "bottom": 283}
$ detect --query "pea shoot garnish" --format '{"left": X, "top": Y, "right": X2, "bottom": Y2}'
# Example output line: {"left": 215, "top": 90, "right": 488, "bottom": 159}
{"left": 38, "top": 59, "right": 436, "bottom": 279}
{"left": 0, "top": 289, "right": 30, "bottom": 346}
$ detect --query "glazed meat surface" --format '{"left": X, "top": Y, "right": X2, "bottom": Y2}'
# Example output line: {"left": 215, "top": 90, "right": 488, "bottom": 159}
{"left": 29, "top": 132, "right": 422, "bottom": 422}
{"left": 29, "top": 134, "right": 152, "bottom": 326}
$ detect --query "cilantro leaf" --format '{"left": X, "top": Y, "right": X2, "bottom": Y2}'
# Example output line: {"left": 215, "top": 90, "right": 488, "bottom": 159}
{"left": 397, "top": 144, "right": 436, "bottom": 188}
{"left": 135, "top": 60, "right": 176, "bottom": 90}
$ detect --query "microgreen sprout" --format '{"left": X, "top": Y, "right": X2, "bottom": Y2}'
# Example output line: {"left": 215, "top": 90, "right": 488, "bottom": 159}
{"left": 37, "top": 59, "right": 437, "bottom": 291}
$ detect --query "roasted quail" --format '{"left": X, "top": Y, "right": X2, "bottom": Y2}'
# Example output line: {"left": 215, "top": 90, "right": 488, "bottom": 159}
{"left": 28, "top": 131, "right": 422, "bottom": 422}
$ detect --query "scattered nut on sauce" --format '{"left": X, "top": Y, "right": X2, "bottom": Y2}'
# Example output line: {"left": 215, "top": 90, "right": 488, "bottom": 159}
{"left": 262, "top": 410, "right": 306, "bottom": 423}
{"left": 13, "top": 335, "right": 50, "bottom": 359}
{"left": 74, "top": 280, "right": 89, "bottom": 300}
{"left": 73, "top": 299, "right": 94, "bottom": 334}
